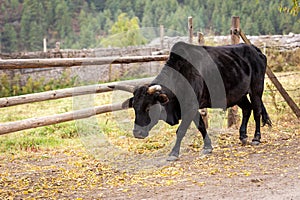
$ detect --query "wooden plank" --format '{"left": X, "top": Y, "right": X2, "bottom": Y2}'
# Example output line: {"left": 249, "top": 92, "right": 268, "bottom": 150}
{"left": 0, "top": 55, "right": 169, "bottom": 69}
{"left": 239, "top": 30, "right": 300, "bottom": 119}
{"left": 0, "top": 103, "right": 124, "bottom": 135}
{"left": 0, "top": 77, "right": 153, "bottom": 108}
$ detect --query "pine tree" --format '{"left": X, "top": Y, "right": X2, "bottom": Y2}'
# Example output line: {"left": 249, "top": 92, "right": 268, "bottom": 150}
{"left": 20, "top": 0, "right": 46, "bottom": 51}
{"left": 20, "top": 1, "right": 32, "bottom": 51}
{"left": 1, "top": 24, "right": 18, "bottom": 53}
{"left": 55, "top": 0, "right": 73, "bottom": 40}
{"left": 78, "top": 9, "right": 97, "bottom": 48}
{"left": 29, "top": 21, "right": 43, "bottom": 51}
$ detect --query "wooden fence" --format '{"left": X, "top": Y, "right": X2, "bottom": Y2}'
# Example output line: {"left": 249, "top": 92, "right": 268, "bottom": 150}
{"left": 0, "top": 16, "right": 299, "bottom": 136}
{"left": 0, "top": 77, "right": 154, "bottom": 135}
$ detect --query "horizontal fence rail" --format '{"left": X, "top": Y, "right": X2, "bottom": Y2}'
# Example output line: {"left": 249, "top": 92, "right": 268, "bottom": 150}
{"left": 0, "top": 103, "right": 124, "bottom": 135}
{"left": 0, "top": 77, "right": 153, "bottom": 108}
{"left": 0, "top": 77, "right": 155, "bottom": 135}
{"left": 0, "top": 55, "right": 169, "bottom": 69}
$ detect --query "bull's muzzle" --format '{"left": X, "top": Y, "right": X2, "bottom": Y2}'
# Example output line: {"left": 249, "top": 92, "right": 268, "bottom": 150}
{"left": 133, "top": 129, "right": 149, "bottom": 139}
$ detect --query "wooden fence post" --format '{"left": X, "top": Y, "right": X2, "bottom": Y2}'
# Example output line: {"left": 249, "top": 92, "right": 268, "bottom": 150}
{"left": 187, "top": 17, "right": 208, "bottom": 128}
{"left": 197, "top": 32, "right": 205, "bottom": 45}
{"left": 197, "top": 32, "right": 208, "bottom": 129}
{"left": 160, "top": 25, "right": 164, "bottom": 49}
{"left": 188, "top": 16, "right": 193, "bottom": 44}
{"left": 228, "top": 16, "right": 240, "bottom": 128}
{"left": 43, "top": 38, "right": 47, "bottom": 53}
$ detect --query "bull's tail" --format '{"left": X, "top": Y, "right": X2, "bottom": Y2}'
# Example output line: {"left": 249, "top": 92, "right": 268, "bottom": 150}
{"left": 261, "top": 103, "right": 272, "bottom": 127}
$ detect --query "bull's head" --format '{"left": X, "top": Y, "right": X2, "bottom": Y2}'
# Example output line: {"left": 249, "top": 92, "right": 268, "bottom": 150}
{"left": 109, "top": 84, "right": 169, "bottom": 139}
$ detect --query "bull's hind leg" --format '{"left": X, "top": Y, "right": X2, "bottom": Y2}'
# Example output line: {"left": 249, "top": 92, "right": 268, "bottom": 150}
{"left": 193, "top": 111, "right": 213, "bottom": 154}
{"left": 237, "top": 95, "right": 252, "bottom": 145}
{"left": 249, "top": 94, "right": 263, "bottom": 145}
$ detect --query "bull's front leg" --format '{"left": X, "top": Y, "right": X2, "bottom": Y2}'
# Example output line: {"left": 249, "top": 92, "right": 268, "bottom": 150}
{"left": 193, "top": 111, "right": 213, "bottom": 154}
{"left": 167, "top": 111, "right": 196, "bottom": 161}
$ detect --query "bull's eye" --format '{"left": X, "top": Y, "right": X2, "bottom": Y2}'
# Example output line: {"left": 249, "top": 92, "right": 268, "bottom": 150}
{"left": 145, "top": 106, "right": 150, "bottom": 112}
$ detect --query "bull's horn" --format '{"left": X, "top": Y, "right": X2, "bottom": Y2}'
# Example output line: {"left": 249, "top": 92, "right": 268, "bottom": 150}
{"left": 108, "top": 84, "right": 135, "bottom": 93}
{"left": 147, "top": 85, "right": 162, "bottom": 94}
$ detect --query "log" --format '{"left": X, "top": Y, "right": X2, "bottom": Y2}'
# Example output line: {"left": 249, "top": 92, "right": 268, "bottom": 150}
{"left": 239, "top": 30, "right": 251, "bottom": 45}
{"left": 0, "top": 103, "right": 124, "bottom": 135}
{"left": 239, "top": 30, "right": 300, "bottom": 119}
{"left": 0, "top": 55, "right": 169, "bottom": 69}
{"left": 266, "top": 66, "right": 300, "bottom": 118}
{"left": 0, "top": 77, "right": 154, "bottom": 108}
{"left": 0, "top": 85, "right": 110, "bottom": 108}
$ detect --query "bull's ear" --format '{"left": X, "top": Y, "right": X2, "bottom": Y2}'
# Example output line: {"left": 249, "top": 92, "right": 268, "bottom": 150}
{"left": 122, "top": 97, "right": 133, "bottom": 109}
{"left": 157, "top": 94, "right": 169, "bottom": 105}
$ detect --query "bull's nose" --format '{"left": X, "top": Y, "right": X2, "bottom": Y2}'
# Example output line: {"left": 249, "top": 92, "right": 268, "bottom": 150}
{"left": 133, "top": 129, "right": 147, "bottom": 139}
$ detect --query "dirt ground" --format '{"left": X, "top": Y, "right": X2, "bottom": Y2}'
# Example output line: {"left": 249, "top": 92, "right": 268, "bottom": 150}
{"left": 0, "top": 120, "right": 299, "bottom": 200}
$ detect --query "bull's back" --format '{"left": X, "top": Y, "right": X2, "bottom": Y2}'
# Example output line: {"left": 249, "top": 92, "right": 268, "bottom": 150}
{"left": 206, "top": 44, "right": 266, "bottom": 107}
{"left": 166, "top": 42, "right": 266, "bottom": 108}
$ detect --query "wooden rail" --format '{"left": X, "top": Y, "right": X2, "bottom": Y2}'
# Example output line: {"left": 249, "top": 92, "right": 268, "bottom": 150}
{"left": 0, "top": 55, "right": 169, "bottom": 69}
{"left": 0, "top": 103, "right": 124, "bottom": 135}
{"left": 0, "top": 77, "right": 153, "bottom": 108}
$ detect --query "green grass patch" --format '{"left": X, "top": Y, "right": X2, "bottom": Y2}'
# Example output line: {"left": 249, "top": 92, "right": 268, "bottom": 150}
{"left": 0, "top": 121, "right": 81, "bottom": 154}
{"left": 0, "top": 134, "right": 61, "bottom": 153}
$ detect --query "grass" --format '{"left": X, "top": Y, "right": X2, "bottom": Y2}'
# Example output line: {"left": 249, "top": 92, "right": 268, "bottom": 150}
{"left": 0, "top": 71, "right": 299, "bottom": 155}
{"left": 0, "top": 122, "right": 80, "bottom": 154}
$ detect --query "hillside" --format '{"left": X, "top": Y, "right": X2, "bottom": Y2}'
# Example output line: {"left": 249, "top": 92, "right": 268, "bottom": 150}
{"left": 0, "top": 0, "right": 299, "bottom": 52}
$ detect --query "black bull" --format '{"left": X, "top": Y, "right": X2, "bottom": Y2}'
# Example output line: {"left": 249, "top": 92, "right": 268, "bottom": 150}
{"left": 110, "top": 42, "right": 272, "bottom": 161}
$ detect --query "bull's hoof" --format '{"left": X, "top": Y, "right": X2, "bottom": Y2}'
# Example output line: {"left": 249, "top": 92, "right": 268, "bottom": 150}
{"left": 251, "top": 140, "right": 260, "bottom": 146}
{"left": 241, "top": 138, "right": 247, "bottom": 146}
{"left": 166, "top": 155, "right": 179, "bottom": 162}
{"left": 202, "top": 148, "right": 213, "bottom": 155}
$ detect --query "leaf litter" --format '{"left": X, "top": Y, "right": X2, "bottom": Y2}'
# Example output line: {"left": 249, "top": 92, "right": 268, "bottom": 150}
{"left": 0, "top": 119, "right": 299, "bottom": 199}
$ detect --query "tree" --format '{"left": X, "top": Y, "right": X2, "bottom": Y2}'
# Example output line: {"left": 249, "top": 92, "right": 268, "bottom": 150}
{"left": 279, "top": 0, "right": 299, "bottom": 16}
{"left": 102, "top": 9, "right": 114, "bottom": 33}
{"left": 77, "top": 9, "right": 97, "bottom": 48}
{"left": 101, "top": 13, "right": 146, "bottom": 47}
{"left": 2, "top": 0, "right": 300, "bottom": 52}
{"left": 134, "top": 0, "right": 146, "bottom": 20}
{"left": 55, "top": 0, "right": 73, "bottom": 40}
{"left": 262, "top": 19, "right": 275, "bottom": 35}
{"left": 29, "top": 21, "right": 43, "bottom": 51}
{"left": 19, "top": 0, "right": 46, "bottom": 51}
{"left": 20, "top": 1, "right": 32, "bottom": 51}
{"left": 1, "top": 24, "right": 18, "bottom": 53}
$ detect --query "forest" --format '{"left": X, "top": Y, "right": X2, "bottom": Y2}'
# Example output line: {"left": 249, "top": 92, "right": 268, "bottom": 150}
{"left": 0, "top": 0, "right": 299, "bottom": 52}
